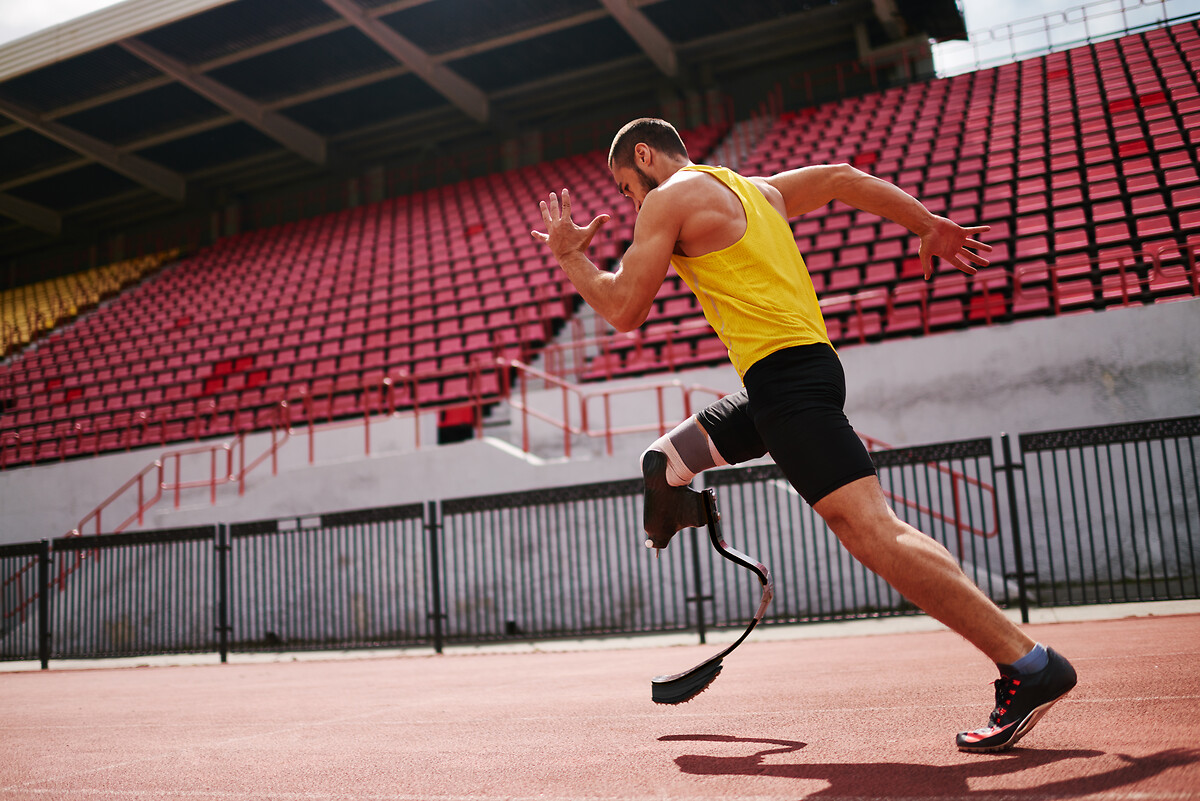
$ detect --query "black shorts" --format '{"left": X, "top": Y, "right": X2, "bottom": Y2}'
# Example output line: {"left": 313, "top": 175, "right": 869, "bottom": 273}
{"left": 696, "top": 343, "right": 877, "bottom": 506}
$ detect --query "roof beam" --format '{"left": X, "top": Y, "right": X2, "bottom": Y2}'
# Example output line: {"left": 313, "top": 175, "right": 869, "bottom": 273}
{"left": 598, "top": 0, "right": 677, "bottom": 77}
{"left": 0, "top": 192, "right": 61, "bottom": 234}
{"left": 320, "top": 0, "right": 489, "bottom": 124}
{"left": 119, "top": 38, "right": 328, "bottom": 165}
{"left": 0, "top": 96, "right": 186, "bottom": 201}
{"left": 0, "top": 6, "right": 613, "bottom": 138}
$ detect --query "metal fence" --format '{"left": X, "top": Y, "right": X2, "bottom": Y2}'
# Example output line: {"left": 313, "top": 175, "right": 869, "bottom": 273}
{"left": 705, "top": 436, "right": 1012, "bottom": 627}
{"left": 1010, "top": 416, "right": 1200, "bottom": 607}
{"left": 227, "top": 505, "right": 428, "bottom": 652}
{"left": 2, "top": 415, "right": 1197, "bottom": 667}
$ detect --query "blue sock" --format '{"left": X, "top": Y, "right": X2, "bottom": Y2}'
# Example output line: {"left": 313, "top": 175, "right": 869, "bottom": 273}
{"left": 1010, "top": 643, "right": 1049, "bottom": 675}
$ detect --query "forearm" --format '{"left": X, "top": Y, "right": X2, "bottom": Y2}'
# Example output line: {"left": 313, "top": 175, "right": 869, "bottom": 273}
{"left": 555, "top": 251, "right": 646, "bottom": 332}
{"left": 834, "top": 168, "right": 938, "bottom": 236}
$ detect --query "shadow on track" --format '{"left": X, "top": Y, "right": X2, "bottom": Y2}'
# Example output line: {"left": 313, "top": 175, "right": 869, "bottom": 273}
{"left": 658, "top": 734, "right": 1199, "bottom": 798}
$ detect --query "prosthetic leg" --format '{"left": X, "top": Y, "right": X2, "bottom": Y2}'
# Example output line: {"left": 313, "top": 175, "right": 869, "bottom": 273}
{"left": 651, "top": 489, "right": 774, "bottom": 704}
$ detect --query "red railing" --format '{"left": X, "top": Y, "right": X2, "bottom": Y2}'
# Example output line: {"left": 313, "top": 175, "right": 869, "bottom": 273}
{"left": 506, "top": 359, "right": 726, "bottom": 458}
{"left": 506, "top": 360, "right": 997, "bottom": 554}
{"left": 858, "top": 433, "right": 999, "bottom": 553}
{"left": 0, "top": 403, "right": 294, "bottom": 623}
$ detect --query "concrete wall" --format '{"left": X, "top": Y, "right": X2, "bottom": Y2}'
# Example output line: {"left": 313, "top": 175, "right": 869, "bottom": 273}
{"left": 2, "top": 299, "right": 1196, "bottom": 545}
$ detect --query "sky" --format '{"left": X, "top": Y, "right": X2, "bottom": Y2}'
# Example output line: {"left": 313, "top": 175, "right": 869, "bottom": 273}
{"left": 0, "top": 0, "right": 1196, "bottom": 70}
{"left": 0, "top": 0, "right": 124, "bottom": 47}
{"left": 931, "top": 0, "right": 1200, "bottom": 76}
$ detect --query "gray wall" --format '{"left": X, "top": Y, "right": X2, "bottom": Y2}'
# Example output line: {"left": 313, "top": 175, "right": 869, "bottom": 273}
{"left": 1, "top": 299, "right": 1196, "bottom": 545}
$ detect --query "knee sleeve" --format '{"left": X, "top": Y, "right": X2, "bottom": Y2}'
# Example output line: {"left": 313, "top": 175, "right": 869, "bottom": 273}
{"left": 643, "top": 415, "right": 728, "bottom": 487}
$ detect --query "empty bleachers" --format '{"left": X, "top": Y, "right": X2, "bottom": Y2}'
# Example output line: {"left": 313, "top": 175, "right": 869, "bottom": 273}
{"left": 3, "top": 20, "right": 1200, "bottom": 467}
{"left": 0, "top": 252, "right": 175, "bottom": 357}
{"left": 581, "top": 20, "right": 1200, "bottom": 379}
{"left": 0, "top": 127, "right": 723, "bottom": 467}
{"left": 789, "top": 21, "right": 1200, "bottom": 330}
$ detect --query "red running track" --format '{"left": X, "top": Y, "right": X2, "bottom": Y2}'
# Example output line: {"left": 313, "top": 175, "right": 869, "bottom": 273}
{"left": 2, "top": 613, "right": 1198, "bottom": 800}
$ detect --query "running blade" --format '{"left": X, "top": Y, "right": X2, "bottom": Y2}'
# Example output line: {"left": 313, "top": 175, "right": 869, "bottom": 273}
{"left": 651, "top": 657, "right": 723, "bottom": 704}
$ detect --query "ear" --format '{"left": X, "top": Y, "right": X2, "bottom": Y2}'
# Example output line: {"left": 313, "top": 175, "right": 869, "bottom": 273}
{"left": 634, "top": 142, "right": 651, "bottom": 165}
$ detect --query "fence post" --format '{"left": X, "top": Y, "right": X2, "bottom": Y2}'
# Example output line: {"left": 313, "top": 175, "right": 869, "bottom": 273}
{"left": 686, "top": 527, "right": 711, "bottom": 645}
{"left": 425, "top": 501, "right": 445, "bottom": 654}
{"left": 215, "top": 524, "right": 230, "bottom": 664}
{"left": 37, "top": 539, "right": 50, "bottom": 670}
{"left": 999, "top": 433, "right": 1031, "bottom": 624}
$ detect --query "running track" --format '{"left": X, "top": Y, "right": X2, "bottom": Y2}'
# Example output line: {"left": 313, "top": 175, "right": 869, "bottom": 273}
{"left": 3, "top": 611, "right": 1198, "bottom": 800}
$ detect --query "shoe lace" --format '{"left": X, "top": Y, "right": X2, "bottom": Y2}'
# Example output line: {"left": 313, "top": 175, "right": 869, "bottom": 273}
{"left": 988, "top": 674, "right": 1021, "bottom": 726}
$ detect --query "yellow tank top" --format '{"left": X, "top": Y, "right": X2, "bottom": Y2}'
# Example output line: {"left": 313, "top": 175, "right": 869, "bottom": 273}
{"left": 670, "top": 165, "right": 831, "bottom": 379}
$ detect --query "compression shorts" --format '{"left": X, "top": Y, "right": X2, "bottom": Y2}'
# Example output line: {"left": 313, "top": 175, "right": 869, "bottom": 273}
{"left": 696, "top": 343, "right": 877, "bottom": 505}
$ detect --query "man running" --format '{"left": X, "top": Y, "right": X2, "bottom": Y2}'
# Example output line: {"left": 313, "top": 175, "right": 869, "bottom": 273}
{"left": 532, "top": 117, "right": 1075, "bottom": 752}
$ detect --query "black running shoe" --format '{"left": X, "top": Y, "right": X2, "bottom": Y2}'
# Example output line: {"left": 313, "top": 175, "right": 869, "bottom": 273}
{"left": 641, "top": 449, "right": 707, "bottom": 550}
{"left": 957, "top": 647, "right": 1077, "bottom": 752}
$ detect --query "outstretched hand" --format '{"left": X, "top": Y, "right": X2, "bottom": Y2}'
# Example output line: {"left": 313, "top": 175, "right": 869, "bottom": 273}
{"left": 531, "top": 188, "right": 610, "bottom": 263}
{"left": 918, "top": 217, "right": 992, "bottom": 280}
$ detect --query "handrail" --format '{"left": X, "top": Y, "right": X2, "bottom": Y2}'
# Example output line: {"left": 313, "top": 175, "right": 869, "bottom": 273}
{"left": 505, "top": 359, "right": 998, "bottom": 551}
{"left": 17, "top": 403, "right": 296, "bottom": 608}
{"left": 73, "top": 459, "right": 166, "bottom": 538}
{"left": 504, "top": 359, "right": 589, "bottom": 457}
{"left": 67, "top": 401, "right": 292, "bottom": 537}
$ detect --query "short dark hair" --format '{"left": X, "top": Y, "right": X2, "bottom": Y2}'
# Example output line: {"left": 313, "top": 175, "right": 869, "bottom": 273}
{"left": 608, "top": 118, "right": 688, "bottom": 170}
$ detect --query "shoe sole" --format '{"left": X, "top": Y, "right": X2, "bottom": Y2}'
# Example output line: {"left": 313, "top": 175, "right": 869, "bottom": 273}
{"left": 957, "top": 693, "right": 1071, "bottom": 753}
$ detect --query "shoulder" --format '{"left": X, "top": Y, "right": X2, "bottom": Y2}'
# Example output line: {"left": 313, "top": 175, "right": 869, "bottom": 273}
{"left": 658, "top": 166, "right": 712, "bottom": 195}
{"left": 649, "top": 167, "right": 729, "bottom": 211}
{"left": 745, "top": 174, "right": 780, "bottom": 197}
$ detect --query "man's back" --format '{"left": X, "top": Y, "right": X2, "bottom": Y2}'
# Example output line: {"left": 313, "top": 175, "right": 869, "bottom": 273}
{"left": 659, "top": 165, "right": 788, "bottom": 260}
{"left": 668, "top": 165, "right": 829, "bottom": 378}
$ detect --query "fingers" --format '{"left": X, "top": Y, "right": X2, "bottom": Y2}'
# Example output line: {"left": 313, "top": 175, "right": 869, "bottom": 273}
{"left": 543, "top": 190, "right": 570, "bottom": 220}
{"left": 962, "top": 248, "right": 990, "bottom": 267}
{"left": 585, "top": 213, "right": 610, "bottom": 234}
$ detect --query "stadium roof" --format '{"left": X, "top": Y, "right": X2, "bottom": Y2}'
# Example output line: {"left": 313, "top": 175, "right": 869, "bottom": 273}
{"left": 0, "top": 0, "right": 965, "bottom": 268}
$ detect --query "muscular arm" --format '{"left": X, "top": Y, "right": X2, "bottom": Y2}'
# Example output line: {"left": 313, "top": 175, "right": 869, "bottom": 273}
{"left": 764, "top": 164, "right": 992, "bottom": 279}
{"left": 765, "top": 164, "right": 931, "bottom": 227}
{"left": 533, "top": 188, "right": 675, "bottom": 332}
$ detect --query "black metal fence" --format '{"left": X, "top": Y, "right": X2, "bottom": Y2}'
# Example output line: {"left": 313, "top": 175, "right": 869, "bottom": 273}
{"left": 227, "top": 505, "right": 428, "bottom": 652}
{"left": 2, "top": 415, "right": 1197, "bottom": 667}
{"left": 1010, "top": 417, "right": 1200, "bottom": 607}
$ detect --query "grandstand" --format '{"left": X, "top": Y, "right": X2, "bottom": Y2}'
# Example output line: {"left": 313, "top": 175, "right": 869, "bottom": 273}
{"left": 1, "top": 0, "right": 1198, "bottom": 544}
